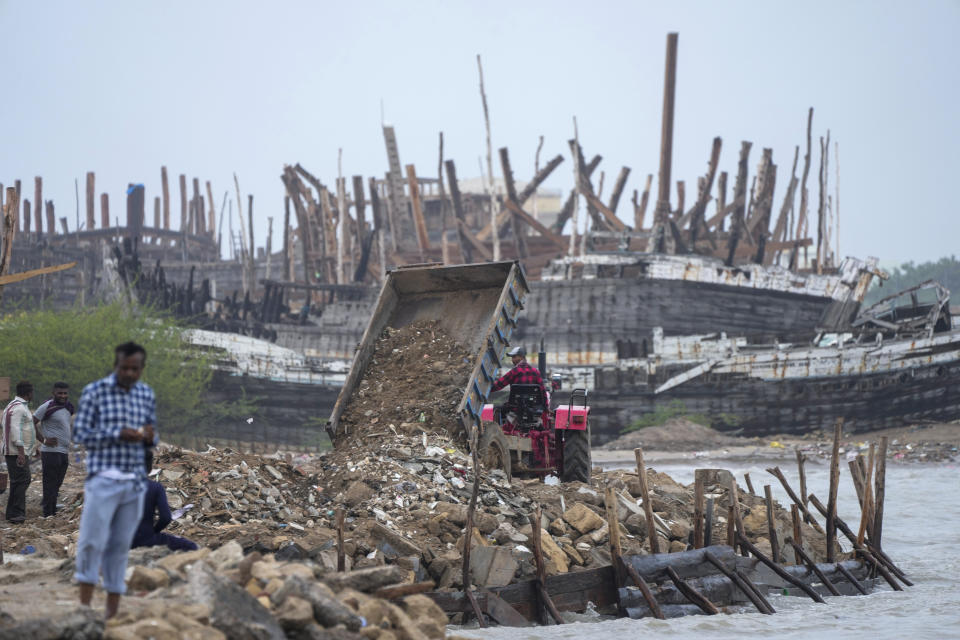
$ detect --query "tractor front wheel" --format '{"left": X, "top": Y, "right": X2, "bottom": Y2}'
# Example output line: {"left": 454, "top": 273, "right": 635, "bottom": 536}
{"left": 478, "top": 423, "right": 512, "bottom": 482}
{"left": 561, "top": 427, "right": 591, "bottom": 483}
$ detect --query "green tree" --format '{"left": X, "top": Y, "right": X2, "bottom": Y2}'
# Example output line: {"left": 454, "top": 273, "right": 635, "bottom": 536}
{"left": 865, "top": 255, "right": 960, "bottom": 305}
{"left": 0, "top": 302, "right": 246, "bottom": 438}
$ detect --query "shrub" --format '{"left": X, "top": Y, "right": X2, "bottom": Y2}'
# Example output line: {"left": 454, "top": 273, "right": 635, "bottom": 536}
{"left": 0, "top": 302, "right": 249, "bottom": 437}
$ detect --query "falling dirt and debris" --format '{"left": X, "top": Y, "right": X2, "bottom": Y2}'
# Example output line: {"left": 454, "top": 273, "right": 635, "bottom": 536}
{"left": 336, "top": 320, "right": 475, "bottom": 447}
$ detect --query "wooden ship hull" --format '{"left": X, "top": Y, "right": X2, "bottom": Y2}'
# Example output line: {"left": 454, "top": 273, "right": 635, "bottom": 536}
{"left": 580, "top": 282, "right": 960, "bottom": 439}
{"left": 518, "top": 252, "right": 881, "bottom": 366}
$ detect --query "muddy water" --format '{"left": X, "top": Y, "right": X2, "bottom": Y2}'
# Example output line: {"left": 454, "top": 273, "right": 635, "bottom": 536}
{"left": 458, "top": 458, "right": 960, "bottom": 639}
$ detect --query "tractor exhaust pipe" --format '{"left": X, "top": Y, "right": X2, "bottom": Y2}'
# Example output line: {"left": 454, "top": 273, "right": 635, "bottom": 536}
{"left": 538, "top": 337, "right": 547, "bottom": 377}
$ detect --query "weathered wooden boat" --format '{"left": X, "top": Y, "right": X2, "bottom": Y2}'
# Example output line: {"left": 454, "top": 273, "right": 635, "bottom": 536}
{"left": 581, "top": 281, "right": 960, "bottom": 438}
{"left": 519, "top": 252, "right": 884, "bottom": 366}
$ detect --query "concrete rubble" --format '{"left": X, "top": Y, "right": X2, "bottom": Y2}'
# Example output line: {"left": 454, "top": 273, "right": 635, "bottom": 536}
{"left": 0, "top": 322, "right": 850, "bottom": 636}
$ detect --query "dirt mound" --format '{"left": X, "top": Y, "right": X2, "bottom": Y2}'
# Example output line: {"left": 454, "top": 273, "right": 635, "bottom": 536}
{"left": 601, "top": 418, "right": 748, "bottom": 451}
{"left": 335, "top": 320, "right": 474, "bottom": 447}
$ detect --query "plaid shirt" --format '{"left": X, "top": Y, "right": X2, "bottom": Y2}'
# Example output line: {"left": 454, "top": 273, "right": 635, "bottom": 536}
{"left": 74, "top": 373, "right": 157, "bottom": 478}
{"left": 491, "top": 360, "right": 546, "bottom": 397}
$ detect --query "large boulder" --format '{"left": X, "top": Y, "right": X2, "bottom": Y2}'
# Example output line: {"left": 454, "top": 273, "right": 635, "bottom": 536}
{"left": 400, "top": 595, "right": 446, "bottom": 640}
{"left": 322, "top": 565, "right": 408, "bottom": 593}
{"left": 127, "top": 565, "right": 170, "bottom": 591}
{"left": 468, "top": 546, "right": 518, "bottom": 587}
{"left": 0, "top": 608, "right": 103, "bottom": 640}
{"left": 562, "top": 502, "right": 604, "bottom": 535}
{"left": 272, "top": 576, "right": 364, "bottom": 631}
{"left": 538, "top": 530, "right": 570, "bottom": 574}
{"left": 187, "top": 561, "right": 286, "bottom": 640}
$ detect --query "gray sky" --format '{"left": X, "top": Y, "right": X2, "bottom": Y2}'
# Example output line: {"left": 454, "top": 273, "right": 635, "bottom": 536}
{"left": 2, "top": 1, "right": 957, "bottom": 266}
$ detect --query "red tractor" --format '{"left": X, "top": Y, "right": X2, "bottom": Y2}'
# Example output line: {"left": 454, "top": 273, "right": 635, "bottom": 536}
{"left": 477, "top": 344, "right": 592, "bottom": 483}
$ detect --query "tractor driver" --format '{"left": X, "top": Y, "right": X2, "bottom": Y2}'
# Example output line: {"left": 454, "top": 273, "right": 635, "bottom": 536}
{"left": 491, "top": 346, "right": 547, "bottom": 408}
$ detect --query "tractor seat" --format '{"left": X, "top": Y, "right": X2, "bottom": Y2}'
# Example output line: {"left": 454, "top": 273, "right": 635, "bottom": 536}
{"left": 507, "top": 384, "right": 546, "bottom": 418}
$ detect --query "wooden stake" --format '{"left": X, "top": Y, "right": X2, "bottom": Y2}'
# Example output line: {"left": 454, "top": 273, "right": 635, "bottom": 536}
{"left": 369, "top": 177, "right": 388, "bottom": 278}
{"left": 794, "top": 108, "right": 813, "bottom": 246}
{"left": 84, "top": 172, "right": 95, "bottom": 230}
{"left": 795, "top": 449, "right": 809, "bottom": 521}
{"left": 336, "top": 158, "right": 346, "bottom": 284}
{"left": 737, "top": 533, "right": 825, "bottom": 603}
{"left": 247, "top": 194, "right": 255, "bottom": 293}
{"left": 498, "top": 147, "right": 528, "bottom": 258}
{"left": 476, "top": 54, "right": 499, "bottom": 262}
{"left": 735, "top": 568, "right": 776, "bottom": 613}
{"left": 636, "top": 174, "right": 652, "bottom": 230}
{"left": 729, "top": 479, "right": 747, "bottom": 556}
{"left": 693, "top": 470, "right": 705, "bottom": 549}
{"left": 405, "top": 164, "right": 430, "bottom": 258}
{"left": 743, "top": 473, "right": 756, "bottom": 496}
{"left": 704, "top": 551, "right": 772, "bottom": 614}
{"left": 0, "top": 188, "right": 20, "bottom": 307}
{"left": 608, "top": 166, "right": 631, "bottom": 214}
{"left": 101, "top": 193, "right": 109, "bottom": 230}
{"left": 791, "top": 504, "right": 803, "bottom": 565}
{"left": 767, "top": 466, "right": 823, "bottom": 533}
{"left": 790, "top": 541, "right": 841, "bottom": 596}
{"left": 336, "top": 509, "right": 345, "bottom": 571}
{"left": 826, "top": 419, "right": 842, "bottom": 563}
{"left": 848, "top": 459, "right": 866, "bottom": 508}
{"left": 23, "top": 200, "right": 31, "bottom": 234}
{"left": 283, "top": 196, "right": 291, "bottom": 281}
{"left": 856, "top": 443, "right": 875, "bottom": 546}
{"left": 179, "top": 174, "right": 188, "bottom": 232}
{"left": 604, "top": 486, "right": 625, "bottom": 591}
{"left": 161, "top": 166, "right": 170, "bottom": 230}
{"left": 664, "top": 566, "right": 718, "bottom": 615}
{"left": 45, "top": 201, "right": 55, "bottom": 237}
{"left": 835, "top": 563, "right": 868, "bottom": 595}
{"left": 808, "top": 493, "right": 908, "bottom": 589}
{"left": 33, "top": 177, "right": 42, "bottom": 234}
{"left": 634, "top": 448, "right": 660, "bottom": 554}
{"left": 530, "top": 505, "right": 563, "bottom": 624}
{"left": 726, "top": 504, "right": 735, "bottom": 549}
{"left": 704, "top": 497, "right": 714, "bottom": 547}
{"left": 619, "top": 556, "right": 664, "bottom": 619}
{"left": 764, "top": 484, "right": 779, "bottom": 564}
{"left": 873, "top": 436, "right": 888, "bottom": 548}
{"left": 444, "top": 159, "right": 473, "bottom": 263}
{"left": 653, "top": 33, "right": 679, "bottom": 235}
{"left": 462, "top": 433, "right": 486, "bottom": 627}
{"left": 206, "top": 180, "right": 215, "bottom": 237}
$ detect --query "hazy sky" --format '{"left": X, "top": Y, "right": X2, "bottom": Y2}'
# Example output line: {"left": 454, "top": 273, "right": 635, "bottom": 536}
{"left": 2, "top": 1, "right": 957, "bottom": 266}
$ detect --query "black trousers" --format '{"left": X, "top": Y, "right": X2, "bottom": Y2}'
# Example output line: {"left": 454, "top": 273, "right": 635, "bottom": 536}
{"left": 4, "top": 454, "right": 31, "bottom": 522}
{"left": 41, "top": 452, "right": 69, "bottom": 517}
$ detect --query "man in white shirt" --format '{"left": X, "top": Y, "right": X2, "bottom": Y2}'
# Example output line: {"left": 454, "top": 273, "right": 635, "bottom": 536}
{"left": 1, "top": 381, "right": 38, "bottom": 523}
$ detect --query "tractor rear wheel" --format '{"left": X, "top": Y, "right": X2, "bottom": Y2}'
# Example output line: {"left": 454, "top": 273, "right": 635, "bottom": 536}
{"left": 561, "top": 427, "right": 591, "bottom": 483}
{"left": 478, "top": 423, "right": 512, "bottom": 482}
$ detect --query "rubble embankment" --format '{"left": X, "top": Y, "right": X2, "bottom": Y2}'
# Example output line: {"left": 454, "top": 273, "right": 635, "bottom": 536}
{"left": 0, "top": 322, "right": 842, "bottom": 638}
{"left": 0, "top": 432, "right": 833, "bottom": 638}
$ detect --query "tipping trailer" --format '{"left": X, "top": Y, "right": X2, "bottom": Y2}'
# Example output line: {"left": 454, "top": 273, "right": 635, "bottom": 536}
{"left": 328, "top": 261, "right": 530, "bottom": 443}
{"left": 327, "top": 261, "right": 592, "bottom": 482}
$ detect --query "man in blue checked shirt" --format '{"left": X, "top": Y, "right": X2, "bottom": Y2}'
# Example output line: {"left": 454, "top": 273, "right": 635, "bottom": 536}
{"left": 73, "top": 341, "right": 157, "bottom": 619}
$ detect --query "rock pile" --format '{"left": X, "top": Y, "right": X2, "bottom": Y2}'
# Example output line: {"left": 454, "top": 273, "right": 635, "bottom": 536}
{"left": 0, "top": 544, "right": 449, "bottom": 640}
{"left": 1, "top": 431, "right": 833, "bottom": 587}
